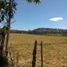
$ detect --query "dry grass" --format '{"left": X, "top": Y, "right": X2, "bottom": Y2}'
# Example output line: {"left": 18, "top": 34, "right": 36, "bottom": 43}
{"left": 8, "top": 33, "right": 67, "bottom": 67}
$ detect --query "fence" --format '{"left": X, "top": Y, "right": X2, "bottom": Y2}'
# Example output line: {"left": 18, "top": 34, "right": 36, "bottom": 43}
{"left": 8, "top": 40, "right": 44, "bottom": 67}
{"left": 32, "top": 40, "right": 43, "bottom": 67}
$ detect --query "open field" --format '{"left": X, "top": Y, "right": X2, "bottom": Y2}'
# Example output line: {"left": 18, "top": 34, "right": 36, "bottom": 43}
{"left": 8, "top": 33, "right": 67, "bottom": 67}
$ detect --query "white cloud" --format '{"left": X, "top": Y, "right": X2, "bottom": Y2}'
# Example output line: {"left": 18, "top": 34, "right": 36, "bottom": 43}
{"left": 49, "top": 17, "right": 63, "bottom": 22}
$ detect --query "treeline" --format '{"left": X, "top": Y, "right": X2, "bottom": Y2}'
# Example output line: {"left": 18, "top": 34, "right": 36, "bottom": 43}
{"left": 10, "top": 28, "right": 67, "bottom": 36}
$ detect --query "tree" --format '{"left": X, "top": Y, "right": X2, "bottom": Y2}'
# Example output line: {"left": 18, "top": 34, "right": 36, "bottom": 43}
{"left": 0, "top": 0, "right": 17, "bottom": 58}
{"left": 0, "top": 1, "right": 17, "bottom": 67}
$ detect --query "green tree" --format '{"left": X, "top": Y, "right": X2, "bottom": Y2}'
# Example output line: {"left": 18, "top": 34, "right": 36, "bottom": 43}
{"left": 0, "top": 0, "right": 17, "bottom": 67}
{"left": 0, "top": 0, "right": 17, "bottom": 58}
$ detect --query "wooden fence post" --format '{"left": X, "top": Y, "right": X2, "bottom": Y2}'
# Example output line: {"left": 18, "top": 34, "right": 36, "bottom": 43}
{"left": 16, "top": 52, "right": 19, "bottom": 67}
{"left": 40, "top": 41, "right": 43, "bottom": 67}
{"left": 32, "top": 40, "right": 37, "bottom": 67}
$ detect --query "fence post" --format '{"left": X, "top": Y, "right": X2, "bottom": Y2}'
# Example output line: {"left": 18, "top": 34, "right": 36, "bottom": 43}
{"left": 32, "top": 40, "right": 37, "bottom": 67}
{"left": 40, "top": 41, "right": 43, "bottom": 67}
{"left": 16, "top": 52, "right": 19, "bottom": 67}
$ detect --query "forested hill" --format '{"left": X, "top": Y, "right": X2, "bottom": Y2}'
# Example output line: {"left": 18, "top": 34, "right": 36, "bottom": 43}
{"left": 10, "top": 28, "right": 67, "bottom": 36}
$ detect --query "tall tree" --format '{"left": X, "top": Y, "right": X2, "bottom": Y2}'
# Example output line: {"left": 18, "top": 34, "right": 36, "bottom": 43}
{"left": 0, "top": 0, "right": 16, "bottom": 56}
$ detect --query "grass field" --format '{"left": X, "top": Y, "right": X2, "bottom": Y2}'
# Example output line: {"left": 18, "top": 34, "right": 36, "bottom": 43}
{"left": 8, "top": 33, "right": 67, "bottom": 67}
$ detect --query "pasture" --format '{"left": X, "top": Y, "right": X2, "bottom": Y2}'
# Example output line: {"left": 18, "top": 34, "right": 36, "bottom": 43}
{"left": 8, "top": 33, "right": 67, "bottom": 67}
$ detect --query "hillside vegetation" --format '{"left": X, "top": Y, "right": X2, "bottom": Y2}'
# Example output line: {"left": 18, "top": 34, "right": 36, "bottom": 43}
{"left": 8, "top": 33, "right": 67, "bottom": 67}
{"left": 10, "top": 28, "right": 67, "bottom": 36}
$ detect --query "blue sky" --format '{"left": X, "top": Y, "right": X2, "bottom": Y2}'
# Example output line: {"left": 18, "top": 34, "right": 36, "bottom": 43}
{"left": 11, "top": 0, "right": 67, "bottom": 30}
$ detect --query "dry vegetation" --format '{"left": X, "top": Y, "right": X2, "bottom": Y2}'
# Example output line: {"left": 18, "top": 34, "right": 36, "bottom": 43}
{"left": 8, "top": 33, "right": 67, "bottom": 67}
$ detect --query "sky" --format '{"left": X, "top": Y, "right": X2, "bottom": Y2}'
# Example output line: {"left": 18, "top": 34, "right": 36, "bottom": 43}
{"left": 11, "top": 0, "right": 67, "bottom": 30}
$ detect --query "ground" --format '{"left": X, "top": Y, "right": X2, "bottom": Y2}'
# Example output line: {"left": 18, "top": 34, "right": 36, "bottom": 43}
{"left": 8, "top": 33, "right": 67, "bottom": 67}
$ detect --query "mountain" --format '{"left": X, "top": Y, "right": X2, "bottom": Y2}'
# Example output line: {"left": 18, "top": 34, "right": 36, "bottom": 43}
{"left": 10, "top": 28, "right": 67, "bottom": 36}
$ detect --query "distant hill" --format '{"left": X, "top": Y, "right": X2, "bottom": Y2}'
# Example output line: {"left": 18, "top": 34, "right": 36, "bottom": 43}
{"left": 10, "top": 28, "right": 67, "bottom": 36}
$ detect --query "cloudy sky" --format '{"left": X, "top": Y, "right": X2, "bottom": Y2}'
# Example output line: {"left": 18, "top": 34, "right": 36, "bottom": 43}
{"left": 11, "top": 0, "right": 67, "bottom": 30}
